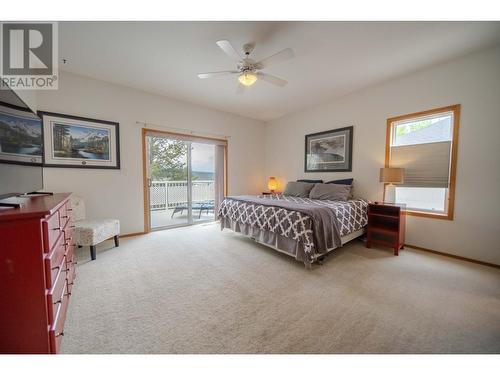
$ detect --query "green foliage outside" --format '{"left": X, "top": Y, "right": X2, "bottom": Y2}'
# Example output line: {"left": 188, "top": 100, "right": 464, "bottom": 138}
{"left": 149, "top": 137, "right": 189, "bottom": 181}
{"left": 396, "top": 119, "right": 433, "bottom": 137}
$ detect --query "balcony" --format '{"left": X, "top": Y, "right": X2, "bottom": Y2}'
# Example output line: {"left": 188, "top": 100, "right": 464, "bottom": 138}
{"left": 149, "top": 180, "right": 215, "bottom": 228}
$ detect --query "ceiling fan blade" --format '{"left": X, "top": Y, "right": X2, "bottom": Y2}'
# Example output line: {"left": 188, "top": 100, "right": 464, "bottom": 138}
{"left": 216, "top": 40, "right": 242, "bottom": 62}
{"left": 256, "top": 72, "right": 288, "bottom": 87}
{"left": 198, "top": 71, "right": 239, "bottom": 79}
{"left": 257, "top": 48, "right": 294, "bottom": 68}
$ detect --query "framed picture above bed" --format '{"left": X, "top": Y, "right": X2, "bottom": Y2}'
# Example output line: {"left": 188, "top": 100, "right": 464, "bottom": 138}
{"left": 39, "top": 111, "right": 120, "bottom": 169}
{"left": 305, "top": 126, "right": 353, "bottom": 172}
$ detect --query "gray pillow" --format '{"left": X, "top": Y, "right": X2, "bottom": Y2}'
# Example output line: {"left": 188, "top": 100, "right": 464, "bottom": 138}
{"left": 309, "top": 183, "right": 351, "bottom": 201}
{"left": 283, "top": 181, "right": 315, "bottom": 197}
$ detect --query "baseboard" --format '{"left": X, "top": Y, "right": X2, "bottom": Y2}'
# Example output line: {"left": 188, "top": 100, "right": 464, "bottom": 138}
{"left": 120, "top": 231, "right": 147, "bottom": 238}
{"left": 405, "top": 244, "right": 500, "bottom": 269}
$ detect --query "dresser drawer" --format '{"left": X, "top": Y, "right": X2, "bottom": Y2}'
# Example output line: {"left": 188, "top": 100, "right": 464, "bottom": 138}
{"left": 60, "top": 203, "right": 72, "bottom": 229}
{"left": 65, "top": 242, "right": 76, "bottom": 293}
{"left": 49, "top": 282, "right": 69, "bottom": 354}
{"left": 63, "top": 224, "right": 75, "bottom": 246}
{"left": 46, "top": 262, "right": 67, "bottom": 324}
{"left": 44, "top": 235, "right": 66, "bottom": 289}
{"left": 49, "top": 329, "right": 63, "bottom": 354}
{"left": 66, "top": 263, "right": 76, "bottom": 294}
{"left": 42, "top": 211, "right": 62, "bottom": 253}
{"left": 65, "top": 243, "right": 75, "bottom": 265}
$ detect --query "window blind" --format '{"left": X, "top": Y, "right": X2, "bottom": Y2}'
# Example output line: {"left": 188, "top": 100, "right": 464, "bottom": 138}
{"left": 390, "top": 141, "right": 451, "bottom": 188}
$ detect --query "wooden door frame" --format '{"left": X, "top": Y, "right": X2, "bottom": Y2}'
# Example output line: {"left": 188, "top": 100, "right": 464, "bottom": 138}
{"left": 141, "top": 127, "right": 228, "bottom": 233}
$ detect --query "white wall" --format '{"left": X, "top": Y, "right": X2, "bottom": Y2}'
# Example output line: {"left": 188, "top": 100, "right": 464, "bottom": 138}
{"left": 11, "top": 88, "right": 38, "bottom": 112}
{"left": 265, "top": 46, "right": 500, "bottom": 265}
{"left": 37, "top": 71, "right": 266, "bottom": 234}
{"left": 36, "top": 47, "right": 500, "bottom": 264}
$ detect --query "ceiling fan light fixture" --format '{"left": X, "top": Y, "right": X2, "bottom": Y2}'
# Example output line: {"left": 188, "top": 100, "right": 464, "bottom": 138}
{"left": 198, "top": 41, "right": 293, "bottom": 91}
{"left": 238, "top": 72, "right": 257, "bottom": 86}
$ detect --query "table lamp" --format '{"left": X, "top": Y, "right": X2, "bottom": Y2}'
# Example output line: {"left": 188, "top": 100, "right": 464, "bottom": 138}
{"left": 380, "top": 167, "right": 404, "bottom": 203}
{"left": 268, "top": 177, "right": 278, "bottom": 193}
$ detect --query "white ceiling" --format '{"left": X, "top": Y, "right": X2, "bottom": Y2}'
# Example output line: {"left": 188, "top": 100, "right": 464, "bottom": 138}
{"left": 59, "top": 22, "right": 500, "bottom": 121}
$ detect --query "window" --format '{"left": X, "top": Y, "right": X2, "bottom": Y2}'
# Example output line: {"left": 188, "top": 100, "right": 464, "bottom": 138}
{"left": 385, "top": 105, "right": 460, "bottom": 220}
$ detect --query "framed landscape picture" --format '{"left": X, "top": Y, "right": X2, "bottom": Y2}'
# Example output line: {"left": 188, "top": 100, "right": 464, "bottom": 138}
{"left": 0, "top": 102, "right": 43, "bottom": 166}
{"left": 305, "top": 126, "right": 353, "bottom": 172}
{"left": 39, "top": 111, "right": 120, "bottom": 169}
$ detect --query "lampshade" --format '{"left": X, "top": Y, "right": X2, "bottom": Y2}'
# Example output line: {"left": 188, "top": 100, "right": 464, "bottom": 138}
{"left": 380, "top": 167, "right": 404, "bottom": 184}
{"left": 268, "top": 177, "right": 278, "bottom": 192}
{"left": 238, "top": 72, "right": 257, "bottom": 86}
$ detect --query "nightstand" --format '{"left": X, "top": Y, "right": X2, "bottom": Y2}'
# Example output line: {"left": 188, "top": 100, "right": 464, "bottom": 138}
{"left": 366, "top": 202, "right": 406, "bottom": 255}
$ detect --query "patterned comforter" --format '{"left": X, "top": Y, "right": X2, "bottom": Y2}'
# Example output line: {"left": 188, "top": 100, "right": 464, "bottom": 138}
{"left": 218, "top": 194, "right": 368, "bottom": 264}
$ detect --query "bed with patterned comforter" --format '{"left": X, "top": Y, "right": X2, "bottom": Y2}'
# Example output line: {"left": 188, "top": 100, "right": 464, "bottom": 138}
{"left": 217, "top": 194, "right": 368, "bottom": 267}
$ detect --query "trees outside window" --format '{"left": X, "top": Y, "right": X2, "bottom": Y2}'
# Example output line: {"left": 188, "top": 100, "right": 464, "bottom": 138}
{"left": 148, "top": 137, "right": 187, "bottom": 181}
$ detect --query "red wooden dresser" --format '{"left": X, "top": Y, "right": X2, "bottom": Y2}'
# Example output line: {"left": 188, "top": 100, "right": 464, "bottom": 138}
{"left": 0, "top": 193, "right": 76, "bottom": 354}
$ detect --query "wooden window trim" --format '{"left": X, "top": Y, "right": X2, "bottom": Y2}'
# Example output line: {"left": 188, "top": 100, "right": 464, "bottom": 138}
{"left": 384, "top": 104, "right": 460, "bottom": 220}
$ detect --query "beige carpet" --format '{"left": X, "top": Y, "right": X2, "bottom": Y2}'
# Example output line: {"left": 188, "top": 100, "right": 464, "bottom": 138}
{"left": 61, "top": 223, "right": 500, "bottom": 354}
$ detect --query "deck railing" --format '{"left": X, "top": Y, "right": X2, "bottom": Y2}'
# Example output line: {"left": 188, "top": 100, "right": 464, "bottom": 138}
{"left": 150, "top": 180, "right": 214, "bottom": 210}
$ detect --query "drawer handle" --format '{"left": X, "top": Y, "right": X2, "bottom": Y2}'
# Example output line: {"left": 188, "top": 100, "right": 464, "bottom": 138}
{"left": 70, "top": 225, "right": 76, "bottom": 229}
{"left": 61, "top": 215, "right": 69, "bottom": 219}
{"left": 54, "top": 299, "right": 62, "bottom": 304}
{"left": 53, "top": 227, "right": 62, "bottom": 231}
{"left": 52, "top": 265, "right": 60, "bottom": 271}
{"left": 67, "top": 208, "right": 73, "bottom": 211}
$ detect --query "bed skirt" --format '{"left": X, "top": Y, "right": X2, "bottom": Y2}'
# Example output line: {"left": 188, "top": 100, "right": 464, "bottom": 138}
{"left": 220, "top": 217, "right": 365, "bottom": 267}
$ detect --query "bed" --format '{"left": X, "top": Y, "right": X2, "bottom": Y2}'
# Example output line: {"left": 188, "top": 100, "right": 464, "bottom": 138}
{"left": 217, "top": 193, "right": 368, "bottom": 268}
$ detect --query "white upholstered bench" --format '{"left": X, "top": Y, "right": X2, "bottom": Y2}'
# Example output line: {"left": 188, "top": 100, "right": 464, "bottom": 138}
{"left": 70, "top": 194, "right": 120, "bottom": 260}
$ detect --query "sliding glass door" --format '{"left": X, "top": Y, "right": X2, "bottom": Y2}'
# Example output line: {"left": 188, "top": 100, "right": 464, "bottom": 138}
{"left": 145, "top": 131, "right": 221, "bottom": 230}
{"left": 190, "top": 142, "right": 216, "bottom": 224}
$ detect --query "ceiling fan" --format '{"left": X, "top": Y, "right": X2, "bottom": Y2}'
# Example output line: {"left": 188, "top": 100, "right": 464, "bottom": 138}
{"left": 198, "top": 40, "right": 294, "bottom": 93}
